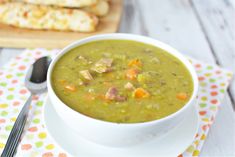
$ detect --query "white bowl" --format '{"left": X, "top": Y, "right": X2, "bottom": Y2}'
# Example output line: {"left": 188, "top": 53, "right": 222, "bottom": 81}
{"left": 47, "top": 33, "right": 199, "bottom": 147}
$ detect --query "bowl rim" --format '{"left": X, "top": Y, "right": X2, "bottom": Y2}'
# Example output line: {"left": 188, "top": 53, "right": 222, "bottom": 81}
{"left": 47, "top": 33, "right": 199, "bottom": 126}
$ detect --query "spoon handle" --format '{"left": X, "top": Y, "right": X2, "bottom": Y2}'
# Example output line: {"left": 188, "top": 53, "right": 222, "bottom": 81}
{"left": 1, "top": 94, "right": 33, "bottom": 157}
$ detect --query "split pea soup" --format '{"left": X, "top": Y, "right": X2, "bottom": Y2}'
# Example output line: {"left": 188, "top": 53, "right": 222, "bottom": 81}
{"left": 52, "top": 40, "right": 193, "bottom": 123}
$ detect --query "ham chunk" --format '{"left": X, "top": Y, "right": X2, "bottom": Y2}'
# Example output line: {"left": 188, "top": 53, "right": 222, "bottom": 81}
{"left": 91, "top": 58, "right": 113, "bottom": 73}
{"left": 105, "top": 87, "right": 126, "bottom": 102}
{"left": 124, "top": 82, "right": 135, "bottom": 90}
{"left": 79, "top": 70, "right": 93, "bottom": 80}
{"left": 105, "top": 87, "right": 118, "bottom": 100}
{"left": 97, "top": 58, "right": 113, "bottom": 67}
{"left": 115, "top": 95, "right": 127, "bottom": 102}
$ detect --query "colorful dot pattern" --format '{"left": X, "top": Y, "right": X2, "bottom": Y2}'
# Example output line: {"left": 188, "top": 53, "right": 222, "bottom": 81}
{"left": 0, "top": 49, "right": 233, "bottom": 157}
{"left": 181, "top": 59, "right": 233, "bottom": 157}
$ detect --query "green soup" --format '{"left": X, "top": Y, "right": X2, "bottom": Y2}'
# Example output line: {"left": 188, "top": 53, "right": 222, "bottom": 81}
{"left": 52, "top": 40, "right": 193, "bottom": 123}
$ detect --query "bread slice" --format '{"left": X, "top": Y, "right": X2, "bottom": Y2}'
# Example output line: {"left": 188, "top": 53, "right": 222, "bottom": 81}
{"left": 0, "top": 2, "right": 99, "bottom": 32}
{"left": 13, "top": 0, "right": 98, "bottom": 8}
{"left": 83, "top": 0, "right": 109, "bottom": 16}
{"left": 0, "top": 0, "right": 109, "bottom": 16}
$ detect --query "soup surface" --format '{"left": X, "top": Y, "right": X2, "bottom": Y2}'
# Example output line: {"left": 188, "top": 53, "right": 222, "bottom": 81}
{"left": 52, "top": 40, "right": 193, "bottom": 123}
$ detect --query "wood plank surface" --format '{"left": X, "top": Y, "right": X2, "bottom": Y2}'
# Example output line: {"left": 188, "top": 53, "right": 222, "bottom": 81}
{"left": 119, "top": 0, "right": 148, "bottom": 35}
{"left": 136, "top": 0, "right": 216, "bottom": 63}
{"left": 191, "top": 0, "right": 235, "bottom": 107}
{"left": 0, "top": 0, "right": 123, "bottom": 49}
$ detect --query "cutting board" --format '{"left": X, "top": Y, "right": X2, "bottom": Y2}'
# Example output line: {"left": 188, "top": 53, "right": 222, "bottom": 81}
{"left": 0, "top": 0, "right": 123, "bottom": 49}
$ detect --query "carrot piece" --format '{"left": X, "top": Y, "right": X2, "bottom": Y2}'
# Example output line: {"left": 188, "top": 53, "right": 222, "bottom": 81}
{"left": 133, "top": 88, "right": 150, "bottom": 98}
{"left": 64, "top": 85, "right": 77, "bottom": 92}
{"left": 128, "top": 59, "right": 142, "bottom": 67}
{"left": 176, "top": 92, "right": 188, "bottom": 100}
{"left": 126, "top": 69, "right": 139, "bottom": 80}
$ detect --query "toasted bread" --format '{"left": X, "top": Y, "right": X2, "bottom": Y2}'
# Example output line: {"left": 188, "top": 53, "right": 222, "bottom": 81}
{"left": 0, "top": 2, "right": 99, "bottom": 32}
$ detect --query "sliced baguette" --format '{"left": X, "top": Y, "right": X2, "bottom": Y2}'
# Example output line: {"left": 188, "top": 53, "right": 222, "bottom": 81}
{"left": 15, "top": 0, "right": 98, "bottom": 8}
{"left": 0, "top": 0, "right": 109, "bottom": 16}
{"left": 0, "top": 2, "right": 99, "bottom": 32}
{"left": 83, "top": 0, "right": 109, "bottom": 17}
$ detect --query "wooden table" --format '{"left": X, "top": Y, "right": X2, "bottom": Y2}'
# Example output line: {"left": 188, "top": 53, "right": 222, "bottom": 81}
{"left": 0, "top": 0, "right": 234, "bottom": 156}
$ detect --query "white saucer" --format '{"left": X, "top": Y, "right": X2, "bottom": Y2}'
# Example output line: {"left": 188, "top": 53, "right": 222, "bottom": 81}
{"left": 43, "top": 97, "right": 199, "bottom": 157}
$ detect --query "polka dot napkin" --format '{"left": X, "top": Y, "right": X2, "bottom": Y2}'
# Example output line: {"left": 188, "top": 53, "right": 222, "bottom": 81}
{"left": 0, "top": 49, "right": 233, "bottom": 157}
